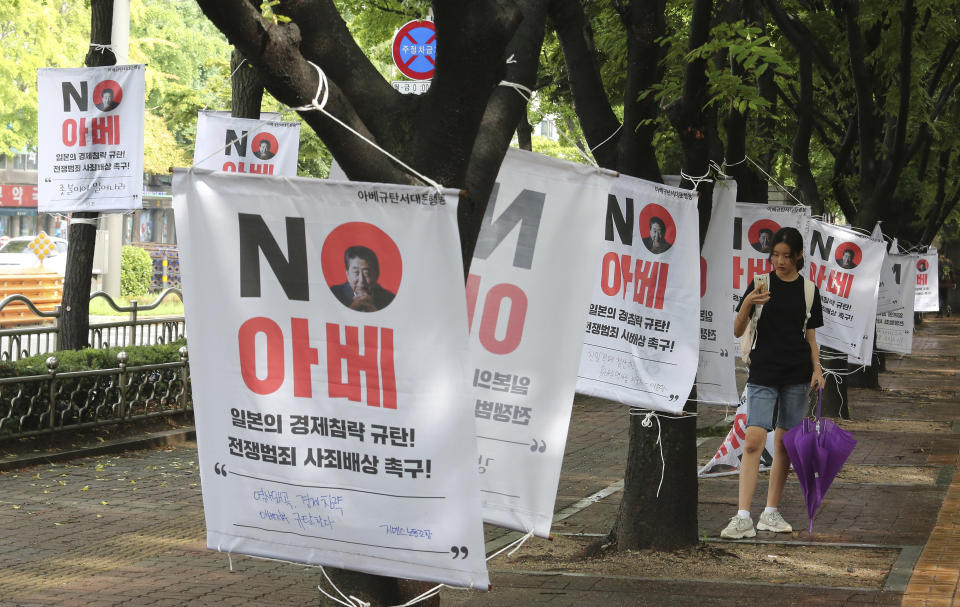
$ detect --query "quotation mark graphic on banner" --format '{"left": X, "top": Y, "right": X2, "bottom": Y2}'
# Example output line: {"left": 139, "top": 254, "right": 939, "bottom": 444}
{"left": 28, "top": 232, "right": 55, "bottom": 261}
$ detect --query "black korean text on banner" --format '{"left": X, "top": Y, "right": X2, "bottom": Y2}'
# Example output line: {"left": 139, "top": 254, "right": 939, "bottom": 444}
{"left": 576, "top": 175, "right": 701, "bottom": 415}
{"left": 173, "top": 170, "right": 488, "bottom": 588}
{"left": 37, "top": 65, "right": 145, "bottom": 212}
{"left": 468, "top": 148, "right": 609, "bottom": 538}
{"left": 802, "top": 221, "right": 886, "bottom": 358}
{"left": 731, "top": 203, "right": 811, "bottom": 355}
{"left": 876, "top": 253, "right": 917, "bottom": 354}
{"left": 193, "top": 110, "right": 300, "bottom": 177}
{"left": 695, "top": 180, "right": 738, "bottom": 406}
{"left": 914, "top": 251, "right": 939, "bottom": 312}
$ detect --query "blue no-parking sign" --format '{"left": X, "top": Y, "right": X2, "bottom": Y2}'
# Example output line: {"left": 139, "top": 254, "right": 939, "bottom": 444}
{"left": 392, "top": 20, "right": 436, "bottom": 81}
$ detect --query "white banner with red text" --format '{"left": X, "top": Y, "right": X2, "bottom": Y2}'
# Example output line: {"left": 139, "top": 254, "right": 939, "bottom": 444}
{"left": 469, "top": 148, "right": 609, "bottom": 538}
{"left": 695, "top": 179, "right": 738, "bottom": 406}
{"left": 698, "top": 389, "right": 776, "bottom": 477}
{"left": 732, "top": 202, "right": 812, "bottom": 355}
{"left": 876, "top": 252, "right": 918, "bottom": 354}
{"left": 173, "top": 169, "right": 489, "bottom": 588}
{"left": 38, "top": 65, "right": 145, "bottom": 212}
{"left": 802, "top": 221, "right": 886, "bottom": 358}
{"left": 575, "top": 175, "right": 701, "bottom": 414}
{"left": 914, "top": 251, "right": 940, "bottom": 312}
{"left": 194, "top": 110, "right": 300, "bottom": 176}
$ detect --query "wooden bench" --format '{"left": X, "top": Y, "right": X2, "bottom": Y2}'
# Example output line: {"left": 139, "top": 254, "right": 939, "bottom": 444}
{"left": 0, "top": 269, "right": 63, "bottom": 328}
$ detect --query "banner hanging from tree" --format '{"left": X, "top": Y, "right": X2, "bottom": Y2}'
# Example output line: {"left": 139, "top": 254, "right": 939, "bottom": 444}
{"left": 468, "top": 148, "right": 609, "bottom": 538}
{"left": 37, "top": 65, "right": 145, "bottom": 212}
{"left": 575, "top": 175, "right": 701, "bottom": 414}
{"left": 801, "top": 221, "right": 885, "bottom": 358}
{"left": 732, "top": 202, "right": 812, "bottom": 355}
{"left": 914, "top": 250, "right": 940, "bottom": 312}
{"left": 194, "top": 110, "right": 300, "bottom": 176}
{"left": 876, "top": 251, "right": 918, "bottom": 354}
{"left": 173, "top": 169, "right": 489, "bottom": 589}
{"left": 695, "top": 180, "right": 738, "bottom": 406}
{"left": 698, "top": 388, "right": 776, "bottom": 477}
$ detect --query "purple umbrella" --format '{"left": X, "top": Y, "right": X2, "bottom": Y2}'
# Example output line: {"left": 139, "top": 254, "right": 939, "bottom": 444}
{"left": 782, "top": 389, "right": 857, "bottom": 533}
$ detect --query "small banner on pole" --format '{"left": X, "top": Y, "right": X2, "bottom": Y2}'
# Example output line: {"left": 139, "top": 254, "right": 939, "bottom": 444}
{"left": 193, "top": 110, "right": 300, "bottom": 176}
{"left": 37, "top": 65, "right": 145, "bottom": 212}
{"left": 575, "top": 175, "right": 701, "bottom": 414}
{"left": 173, "top": 169, "right": 489, "bottom": 588}
{"left": 914, "top": 250, "right": 940, "bottom": 312}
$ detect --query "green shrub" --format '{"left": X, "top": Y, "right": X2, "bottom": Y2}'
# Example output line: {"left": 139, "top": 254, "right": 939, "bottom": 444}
{"left": 121, "top": 245, "right": 153, "bottom": 296}
{"left": 0, "top": 339, "right": 187, "bottom": 378}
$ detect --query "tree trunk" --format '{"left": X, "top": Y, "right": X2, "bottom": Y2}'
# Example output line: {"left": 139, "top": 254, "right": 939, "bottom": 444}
{"left": 58, "top": 0, "right": 115, "bottom": 351}
{"left": 612, "top": 0, "right": 713, "bottom": 552}
{"left": 230, "top": 49, "right": 264, "bottom": 119}
{"left": 845, "top": 350, "right": 881, "bottom": 389}
{"left": 819, "top": 346, "right": 849, "bottom": 418}
{"left": 609, "top": 411, "right": 699, "bottom": 550}
{"left": 516, "top": 110, "right": 533, "bottom": 151}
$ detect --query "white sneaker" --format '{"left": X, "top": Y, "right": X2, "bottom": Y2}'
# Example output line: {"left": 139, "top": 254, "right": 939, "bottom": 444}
{"left": 757, "top": 509, "right": 793, "bottom": 533}
{"left": 720, "top": 515, "right": 756, "bottom": 539}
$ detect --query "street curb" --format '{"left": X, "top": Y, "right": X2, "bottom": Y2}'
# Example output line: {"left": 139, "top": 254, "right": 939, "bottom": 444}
{"left": 0, "top": 427, "right": 196, "bottom": 472}
{"left": 884, "top": 545, "right": 923, "bottom": 592}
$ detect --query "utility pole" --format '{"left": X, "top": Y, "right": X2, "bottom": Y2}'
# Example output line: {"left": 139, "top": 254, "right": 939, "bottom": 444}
{"left": 103, "top": 0, "right": 129, "bottom": 297}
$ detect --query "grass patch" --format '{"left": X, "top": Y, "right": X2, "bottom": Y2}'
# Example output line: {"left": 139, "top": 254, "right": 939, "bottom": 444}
{"left": 89, "top": 292, "right": 183, "bottom": 317}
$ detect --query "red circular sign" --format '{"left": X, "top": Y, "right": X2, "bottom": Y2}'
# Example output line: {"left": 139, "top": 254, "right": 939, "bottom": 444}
{"left": 637, "top": 203, "right": 676, "bottom": 255}
{"left": 834, "top": 242, "right": 862, "bottom": 269}
{"left": 392, "top": 20, "right": 437, "bottom": 81}
{"left": 747, "top": 219, "right": 780, "bottom": 254}
{"left": 321, "top": 222, "right": 403, "bottom": 295}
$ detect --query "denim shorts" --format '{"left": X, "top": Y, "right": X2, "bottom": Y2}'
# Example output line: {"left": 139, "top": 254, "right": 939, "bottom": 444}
{"left": 745, "top": 383, "right": 809, "bottom": 431}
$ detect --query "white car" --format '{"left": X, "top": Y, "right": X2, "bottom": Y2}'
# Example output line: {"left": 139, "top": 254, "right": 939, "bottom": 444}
{"left": 0, "top": 235, "right": 69, "bottom": 275}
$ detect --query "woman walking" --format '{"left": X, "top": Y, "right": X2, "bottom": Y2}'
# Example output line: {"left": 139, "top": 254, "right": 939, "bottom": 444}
{"left": 721, "top": 227, "right": 826, "bottom": 539}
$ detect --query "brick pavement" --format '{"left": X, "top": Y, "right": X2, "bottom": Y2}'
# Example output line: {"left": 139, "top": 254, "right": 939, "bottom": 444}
{"left": 0, "top": 317, "right": 956, "bottom": 606}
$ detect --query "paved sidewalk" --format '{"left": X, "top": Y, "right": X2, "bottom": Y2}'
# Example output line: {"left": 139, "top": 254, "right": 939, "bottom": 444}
{"left": 0, "top": 317, "right": 957, "bottom": 606}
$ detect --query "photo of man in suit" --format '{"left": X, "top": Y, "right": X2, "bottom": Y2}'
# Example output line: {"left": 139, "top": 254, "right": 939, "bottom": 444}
{"left": 642, "top": 216, "right": 672, "bottom": 254}
{"left": 253, "top": 139, "right": 275, "bottom": 161}
{"left": 96, "top": 87, "right": 119, "bottom": 112}
{"left": 837, "top": 248, "right": 857, "bottom": 270}
{"left": 752, "top": 228, "right": 773, "bottom": 254}
{"left": 330, "top": 246, "right": 396, "bottom": 312}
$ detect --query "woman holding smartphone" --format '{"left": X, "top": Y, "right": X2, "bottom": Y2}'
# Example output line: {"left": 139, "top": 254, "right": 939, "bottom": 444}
{"left": 721, "top": 227, "right": 827, "bottom": 539}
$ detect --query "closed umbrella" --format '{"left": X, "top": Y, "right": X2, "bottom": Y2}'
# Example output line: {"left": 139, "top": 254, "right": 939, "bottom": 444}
{"left": 782, "top": 389, "right": 857, "bottom": 533}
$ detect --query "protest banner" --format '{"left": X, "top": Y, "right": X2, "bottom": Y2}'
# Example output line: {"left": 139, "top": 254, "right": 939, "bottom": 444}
{"left": 575, "top": 174, "right": 700, "bottom": 414}
{"left": 698, "top": 389, "right": 776, "bottom": 477}
{"left": 914, "top": 250, "right": 940, "bottom": 312}
{"left": 732, "top": 202, "right": 811, "bottom": 355}
{"left": 876, "top": 251, "right": 918, "bottom": 354}
{"left": 803, "top": 221, "right": 885, "bottom": 358}
{"left": 875, "top": 230, "right": 902, "bottom": 315}
{"left": 38, "top": 65, "right": 145, "bottom": 212}
{"left": 194, "top": 110, "right": 300, "bottom": 176}
{"left": 695, "top": 180, "right": 738, "bottom": 406}
{"left": 173, "top": 169, "right": 489, "bottom": 588}
{"left": 469, "top": 148, "right": 609, "bottom": 537}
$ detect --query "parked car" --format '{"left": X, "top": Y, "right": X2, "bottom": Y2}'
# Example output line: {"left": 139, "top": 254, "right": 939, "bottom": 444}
{"left": 0, "top": 235, "right": 69, "bottom": 275}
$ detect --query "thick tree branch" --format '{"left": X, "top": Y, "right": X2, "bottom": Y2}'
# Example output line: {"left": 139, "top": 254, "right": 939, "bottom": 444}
{"left": 616, "top": 0, "right": 666, "bottom": 181}
{"left": 548, "top": 0, "right": 622, "bottom": 170}
{"left": 195, "top": 0, "right": 412, "bottom": 184}
{"left": 876, "top": 0, "right": 914, "bottom": 198}
{"left": 277, "top": 0, "right": 405, "bottom": 143}
{"left": 762, "top": 0, "right": 840, "bottom": 77}
{"left": 462, "top": 0, "right": 548, "bottom": 273}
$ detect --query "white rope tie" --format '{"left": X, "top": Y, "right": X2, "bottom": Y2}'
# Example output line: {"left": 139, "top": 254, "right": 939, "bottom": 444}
{"left": 89, "top": 43, "right": 114, "bottom": 53}
{"left": 627, "top": 409, "right": 665, "bottom": 497}
{"left": 317, "top": 566, "right": 371, "bottom": 607}
{"left": 287, "top": 61, "right": 445, "bottom": 194}
{"left": 69, "top": 217, "right": 98, "bottom": 226}
{"left": 590, "top": 123, "right": 622, "bottom": 152}
{"left": 679, "top": 168, "right": 712, "bottom": 192}
{"left": 498, "top": 81, "right": 599, "bottom": 168}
